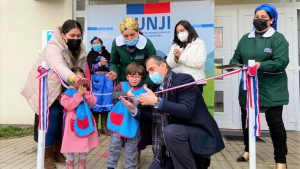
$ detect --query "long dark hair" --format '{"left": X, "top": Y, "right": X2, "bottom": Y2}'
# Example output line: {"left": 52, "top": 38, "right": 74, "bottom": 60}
{"left": 61, "top": 19, "right": 83, "bottom": 35}
{"left": 172, "top": 20, "right": 198, "bottom": 48}
{"left": 61, "top": 20, "right": 83, "bottom": 66}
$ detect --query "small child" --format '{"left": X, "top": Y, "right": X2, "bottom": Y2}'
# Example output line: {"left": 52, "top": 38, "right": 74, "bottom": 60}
{"left": 107, "top": 62, "right": 147, "bottom": 169}
{"left": 91, "top": 55, "right": 114, "bottom": 135}
{"left": 60, "top": 67, "right": 99, "bottom": 169}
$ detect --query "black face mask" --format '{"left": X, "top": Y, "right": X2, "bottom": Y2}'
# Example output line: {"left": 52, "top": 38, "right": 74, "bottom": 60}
{"left": 253, "top": 19, "right": 268, "bottom": 31}
{"left": 66, "top": 39, "right": 81, "bottom": 51}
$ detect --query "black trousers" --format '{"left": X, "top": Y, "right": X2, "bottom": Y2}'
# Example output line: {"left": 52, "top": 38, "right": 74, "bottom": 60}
{"left": 241, "top": 106, "right": 287, "bottom": 163}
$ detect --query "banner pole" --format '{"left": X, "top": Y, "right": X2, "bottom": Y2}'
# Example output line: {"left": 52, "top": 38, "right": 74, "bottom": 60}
{"left": 248, "top": 60, "right": 256, "bottom": 169}
{"left": 37, "top": 61, "right": 47, "bottom": 169}
{"left": 37, "top": 130, "right": 46, "bottom": 169}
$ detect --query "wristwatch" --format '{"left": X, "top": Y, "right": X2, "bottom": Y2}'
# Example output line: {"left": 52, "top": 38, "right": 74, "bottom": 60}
{"left": 154, "top": 97, "right": 161, "bottom": 109}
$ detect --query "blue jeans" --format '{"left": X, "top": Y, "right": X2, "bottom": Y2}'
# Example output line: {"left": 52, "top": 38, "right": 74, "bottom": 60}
{"left": 34, "top": 100, "right": 64, "bottom": 147}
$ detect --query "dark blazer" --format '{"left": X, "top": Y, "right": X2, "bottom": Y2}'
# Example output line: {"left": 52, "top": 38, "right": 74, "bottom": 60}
{"left": 138, "top": 72, "right": 224, "bottom": 156}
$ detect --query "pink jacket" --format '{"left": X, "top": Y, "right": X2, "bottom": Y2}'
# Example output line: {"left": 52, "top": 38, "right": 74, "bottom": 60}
{"left": 60, "top": 91, "right": 99, "bottom": 153}
{"left": 21, "top": 28, "right": 87, "bottom": 113}
{"left": 60, "top": 92, "right": 97, "bottom": 113}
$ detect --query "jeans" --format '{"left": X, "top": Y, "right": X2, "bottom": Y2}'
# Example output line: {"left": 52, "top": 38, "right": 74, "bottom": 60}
{"left": 107, "top": 133, "right": 139, "bottom": 169}
{"left": 34, "top": 100, "right": 64, "bottom": 147}
{"left": 241, "top": 106, "right": 287, "bottom": 163}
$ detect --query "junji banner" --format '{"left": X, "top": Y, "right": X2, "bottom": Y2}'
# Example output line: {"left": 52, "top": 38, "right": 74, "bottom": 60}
{"left": 87, "top": 1, "right": 215, "bottom": 114}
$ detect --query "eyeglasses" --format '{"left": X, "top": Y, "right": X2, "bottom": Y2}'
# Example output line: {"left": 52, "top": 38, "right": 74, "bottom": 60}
{"left": 127, "top": 75, "right": 142, "bottom": 79}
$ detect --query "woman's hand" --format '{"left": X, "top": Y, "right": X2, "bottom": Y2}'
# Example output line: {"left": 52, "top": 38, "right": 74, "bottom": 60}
{"left": 106, "top": 71, "right": 117, "bottom": 80}
{"left": 173, "top": 48, "right": 181, "bottom": 63}
{"left": 255, "top": 62, "right": 261, "bottom": 70}
{"left": 74, "top": 77, "right": 90, "bottom": 86}
{"left": 173, "top": 48, "right": 181, "bottom": 58}
{"left": 99, "top": 57, "right": 108, "bottom": 66}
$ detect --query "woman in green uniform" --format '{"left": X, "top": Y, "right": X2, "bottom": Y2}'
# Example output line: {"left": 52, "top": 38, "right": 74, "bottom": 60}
{"left": 106, "top": 17, "right": 156, "bottom": 168}
{"left": 229, "top": 4, "right": 289, "bottom": 169}
{"left": 107, "top": 17, "right": 156, "bottom": 85}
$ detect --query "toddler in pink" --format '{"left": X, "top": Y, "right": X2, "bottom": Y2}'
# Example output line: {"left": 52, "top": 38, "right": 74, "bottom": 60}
{"left": 60, "top": 67, "right": 99, "bottom": 169}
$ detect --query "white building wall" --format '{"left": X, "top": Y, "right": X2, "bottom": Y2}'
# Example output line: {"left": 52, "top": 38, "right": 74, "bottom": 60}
{"left": 0, "top": 0, "right": 299, "bottom": 131}
{"left": 0, "top": 0, "right": 72, "bottom": 124}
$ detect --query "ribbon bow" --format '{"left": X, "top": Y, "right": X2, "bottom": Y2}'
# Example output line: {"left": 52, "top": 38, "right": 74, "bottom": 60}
{"left": 37, "top": 67, "right": 69, "bottom": 131}
{"left": 241, "top": 65, "right": 261, "bottom": 136}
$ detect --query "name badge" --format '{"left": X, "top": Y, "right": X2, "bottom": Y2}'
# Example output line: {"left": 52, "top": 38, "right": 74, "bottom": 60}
{"left": 135, "top": 55, "right": 145, "bottom": 60}
{"left": 264, "top": 48, "right": 272, "bottom": 53}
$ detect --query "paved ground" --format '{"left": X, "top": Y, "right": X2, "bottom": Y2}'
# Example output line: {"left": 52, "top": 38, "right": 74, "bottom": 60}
{"left": 0, "top": 130, "right": 299, "bottom": 169}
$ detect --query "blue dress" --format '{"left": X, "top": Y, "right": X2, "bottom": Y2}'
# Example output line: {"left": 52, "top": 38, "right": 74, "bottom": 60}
{"left": 91, "top": 56, "right": 114, "bottom": 113}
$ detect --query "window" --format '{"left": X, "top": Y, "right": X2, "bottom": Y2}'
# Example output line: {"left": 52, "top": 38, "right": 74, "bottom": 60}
{"left": 76, "top": 0, "right": 85, "bottom": 11}
{"left": 214, "top": 91, "right": 224, "bottom": 112}
{"left": 214, "top": 27, "right": 223, "bottom": 48}
{"left": 214, "top": 58, "right": 223, "bottom": 80}
{"left": 76, "top": 17, "right": 85, "bottom": 30}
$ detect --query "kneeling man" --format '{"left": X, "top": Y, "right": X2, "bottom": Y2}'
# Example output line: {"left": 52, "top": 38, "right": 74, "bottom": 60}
{"left": 121, "top": 55, "right": 224, "bottom": 169}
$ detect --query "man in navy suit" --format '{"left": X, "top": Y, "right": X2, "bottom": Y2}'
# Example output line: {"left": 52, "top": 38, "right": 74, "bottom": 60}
{"left": 121, "top": 55, "right": 224, "bottom": 169}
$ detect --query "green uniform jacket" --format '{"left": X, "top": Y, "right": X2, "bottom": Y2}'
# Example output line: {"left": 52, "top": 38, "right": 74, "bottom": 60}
{"left": 110, "top": 35, "right": 156, "bottom": 86}
{"left": 229, "top": 30, "right": 289, "bottom": 107}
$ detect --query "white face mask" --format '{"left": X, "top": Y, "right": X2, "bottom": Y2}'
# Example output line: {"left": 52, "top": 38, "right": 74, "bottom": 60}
{"left": 177, "top": 31, "right": 189, "bottom": 42}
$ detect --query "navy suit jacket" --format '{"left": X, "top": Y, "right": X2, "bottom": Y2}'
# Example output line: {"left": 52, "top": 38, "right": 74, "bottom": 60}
{"left": 137, "top": 72, "right": 224, "bottom": 156}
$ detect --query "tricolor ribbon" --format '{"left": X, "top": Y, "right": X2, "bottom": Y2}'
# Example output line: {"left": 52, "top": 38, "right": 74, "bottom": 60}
{"left": 121, "top": 67, "right": 248, "bottom": 98}
{"left": 242, "top": 65, "right": 261, "bottom": 136}
{"left": 37, "top": 66, "right": 69, "bottom": 131}
{"left": 155, "top": 67, "right": 247, "bottom": 94}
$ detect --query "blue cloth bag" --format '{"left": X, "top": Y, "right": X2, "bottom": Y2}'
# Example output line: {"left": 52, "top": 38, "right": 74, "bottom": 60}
{"left": 91, "top": 73, "right": 114, "bottom": 112}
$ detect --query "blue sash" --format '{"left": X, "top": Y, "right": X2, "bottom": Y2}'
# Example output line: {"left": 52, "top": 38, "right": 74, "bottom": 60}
{"left": 64, "top": 88, "right": 95, "bottom": 137}
{"left": 107, "top": 82, "right": 146, "bottom": 138}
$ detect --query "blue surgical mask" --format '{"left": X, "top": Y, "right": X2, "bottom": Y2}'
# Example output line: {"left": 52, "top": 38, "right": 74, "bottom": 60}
{"left": 124, "top": 36, "right": 139, "bottom": 46}
{"left": 92, "top": 44, "right": 102, "bottom": 52}
{"left": 150, "top": 72, "right": 164, "bottom": 84}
